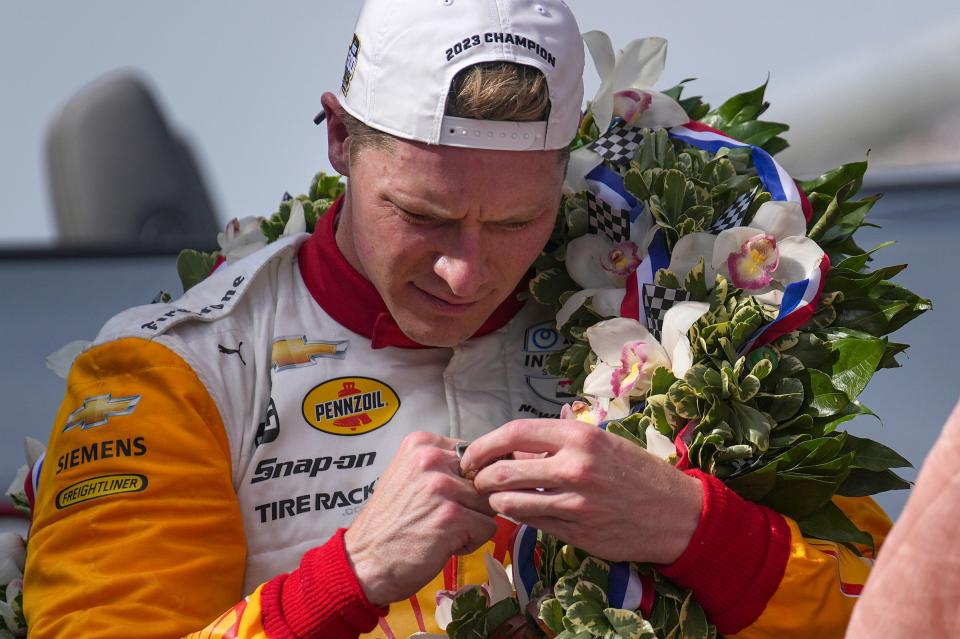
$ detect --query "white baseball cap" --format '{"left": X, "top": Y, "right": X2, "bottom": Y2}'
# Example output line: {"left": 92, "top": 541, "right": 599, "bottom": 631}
{"left": 337, "top": 0, "right": 585, "bottom": 151}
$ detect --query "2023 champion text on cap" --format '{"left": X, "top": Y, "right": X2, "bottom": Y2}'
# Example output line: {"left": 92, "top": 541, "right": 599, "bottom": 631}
{"left": 339, "top": 0, "right": 585, "bottom": 151}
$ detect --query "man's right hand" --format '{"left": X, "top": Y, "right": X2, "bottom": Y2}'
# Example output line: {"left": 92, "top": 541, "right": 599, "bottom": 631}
{"left": 343, "top": 432, "right": 497, "bottom": 607}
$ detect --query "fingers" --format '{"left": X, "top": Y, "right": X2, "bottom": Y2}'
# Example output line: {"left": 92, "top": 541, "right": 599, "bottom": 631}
{"left": 471, "top": 458, "right": 564, "bottom": 493}
{"left": 451, "top": 511, "right": 499, "bottom": 556}
{"left": 462, "top": 419, "right": 577, "bottom": 475}
{"left": 487, "top": 489, "right": 588, "bottom": 522}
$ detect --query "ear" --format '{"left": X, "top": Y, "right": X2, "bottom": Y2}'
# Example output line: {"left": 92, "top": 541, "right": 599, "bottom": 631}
{"left": 321, "top": 92, "right": 351, "bottom": 176}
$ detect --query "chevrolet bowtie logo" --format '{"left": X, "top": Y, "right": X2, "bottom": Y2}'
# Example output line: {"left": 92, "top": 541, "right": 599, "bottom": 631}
{"left": 272, "top": 336, "right": 349, "bottom": 371}
{"left": 63, "top": 394, "right": 141, "bottom": 433}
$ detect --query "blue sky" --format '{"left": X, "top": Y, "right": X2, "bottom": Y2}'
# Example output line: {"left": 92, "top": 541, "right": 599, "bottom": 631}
{"left": 1, "top": 0, "right": 956, "bottom": 242}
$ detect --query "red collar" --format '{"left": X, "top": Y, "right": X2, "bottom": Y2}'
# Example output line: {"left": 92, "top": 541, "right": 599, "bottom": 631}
{"left": 298, "top": 195, "right": 526, "bottom": 349}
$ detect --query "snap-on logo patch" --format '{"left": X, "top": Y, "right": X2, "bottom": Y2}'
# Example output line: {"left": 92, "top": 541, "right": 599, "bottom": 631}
{"left": 302, "top": 377, "right": 399, "bottom": 436}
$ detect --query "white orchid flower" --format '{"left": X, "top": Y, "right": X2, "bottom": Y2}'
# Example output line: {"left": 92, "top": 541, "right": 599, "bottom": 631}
{"left": 45, "top": 339, "right": 91, "bottom": 380}
{"left": 583, "top": 303, "right": 708, "bottom": 400}
{"left": 0, "top": 534, "right": 25, "bottom": 580}
{"left": 669, "top": 201, "right": 824, "bottom": 297}
{"left": 566, "top": 33, "right": 689, "bottom": 193}
{"left": 217, "top": 216, "right": 267, "bottom": 263}
{"left": 434, "top": 553, "right": 512, "bottom": 631}
{"left": 644, "top": 425, "right": 678, "bottom": 462}
{"left": 582, "top": 32, "right": 690, "bottom": 135}
{"left": 0, "top": 577, "right": 24, "bottom": 634}
{"left": 557, "top": 214, "right": 657, "bottom": 328}
{"left": 281, "top": 200, "right": 307, "bottom": 237}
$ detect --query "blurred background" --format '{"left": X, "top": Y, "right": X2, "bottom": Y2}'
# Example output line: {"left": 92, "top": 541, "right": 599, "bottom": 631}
{"left": 1, "top": 1, "right": 959, "bottom": 531}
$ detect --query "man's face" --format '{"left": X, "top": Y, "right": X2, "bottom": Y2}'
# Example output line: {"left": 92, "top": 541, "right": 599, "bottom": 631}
{"left": 337, "top": 138, "right": 565, "bottom": 347}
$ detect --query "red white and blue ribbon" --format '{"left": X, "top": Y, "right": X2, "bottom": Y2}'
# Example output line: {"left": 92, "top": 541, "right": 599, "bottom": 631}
{"left": 585, "top": 163, "right": 648, "bottom": 242}
{"left": 620, "top": 228, "right": 670, "bottom": 324}
{"left": 510, "top": 523, "right": 654, "bottom": 616}
{"left": 740, "top": 253, "right": 831, "bottom": 352}
{"left": 668, "top": 121, "right": 800, "bottom": 203}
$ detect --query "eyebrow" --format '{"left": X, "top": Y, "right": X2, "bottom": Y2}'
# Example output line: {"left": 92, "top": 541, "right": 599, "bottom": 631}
{"left": 388, "top": 192, "right": 547, "bottom": 223}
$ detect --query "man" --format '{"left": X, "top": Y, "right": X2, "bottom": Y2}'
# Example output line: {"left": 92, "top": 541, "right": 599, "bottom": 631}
{"left": 23, "top": 1, "right": 889, "bottom": 637}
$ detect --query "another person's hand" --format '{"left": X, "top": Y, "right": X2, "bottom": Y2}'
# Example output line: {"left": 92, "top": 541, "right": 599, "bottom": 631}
{"left": 461, "top": 419, "right": 702, "bottom": 565}
{"left": 344, "top": 432, "right": 497, "bottom": 607}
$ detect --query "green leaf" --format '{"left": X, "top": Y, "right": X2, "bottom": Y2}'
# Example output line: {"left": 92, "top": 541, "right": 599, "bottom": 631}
{"left": 722, "top": 120, "right": 789, "bottom": 147}
{"left": 684, "top": 258, "right": 710, "bottom": 301}
{"left": 797, "top": 500, "right": 875, "bottom": 550}
{"left": 651, "top": 367, "right": 678, "bottom": 396}
{"left": 555, "top": 574, "right": 579, "bottom": 609}
{"left": 826, "top": 336, "right": 885, "bottom": 400}
{"left": 799, "top": 161, "right": 868, "bottom": 200}
{"left": 726, "top": 460, "right": 778, "bottom": 503}
{"left": 842, "top": 434, "right": 912, "bottom": 471}
{"left": 573, "top": 580, "right": 608, "bottom": 606}
{"left": 603, "top": 608, "right": 657, "bottom": 639}
{"left": 677, "top": 593, "right": 710, "bottom": 639}
{"left": 578, "top": 557, "right": 611, "bottom": 593}
{"left": 565, "top": 599, "right": 610, "bottom": 635}
{"left": 451, "top": 586, "right": 488, "bottom": 620}
{"left": 703, "top": 81, "right": 768, "bottom": 128}
{"left": 838, "top": 468, "right": 912, "bottom": 497}
{"left": 803, "top": 370, "right": 849, "bottom": 417}
{"left": 484, "top": 597, "right": 520, "bottom": 634}
{"left": 529, "top": 268, "right": 577, "bottom": 308}
{"left": 176, "top": 249, "right": 219, "bottom": 293}
{"left": 540, "top": 597, "right": 566, "bottom": 635}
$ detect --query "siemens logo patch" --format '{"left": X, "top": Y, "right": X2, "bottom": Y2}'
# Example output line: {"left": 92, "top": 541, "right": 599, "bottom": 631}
{"left": 250, "top": 452, "right": 376, "bottom": 484}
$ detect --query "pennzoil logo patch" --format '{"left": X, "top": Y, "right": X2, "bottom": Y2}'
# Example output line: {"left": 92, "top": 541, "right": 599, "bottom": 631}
{"left": 56, "top": 473, "right": 148, "bottom": 509}
{"left": 341, "top": 34, "right": 360, "bottom": 96}
{"left": 302, "top": 377, "right": 399, "bottom": 436}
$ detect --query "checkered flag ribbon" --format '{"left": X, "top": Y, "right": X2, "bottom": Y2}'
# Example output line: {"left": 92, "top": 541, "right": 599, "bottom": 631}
{"left": 586, "top": 191, "right": 631, "bottom": 243}
{"left": 707, "top": 188, "right": 756, "bottom": 234}
{"left": 587, "top": 122, "right": 645, "bottom": 164}
{"left": 642, "top": 284, "right": 691, "bottom": 341}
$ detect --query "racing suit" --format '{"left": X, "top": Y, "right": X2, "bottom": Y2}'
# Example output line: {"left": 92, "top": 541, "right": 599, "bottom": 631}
{"left": 24, "top": 197, "right": 890, "bottom": 638}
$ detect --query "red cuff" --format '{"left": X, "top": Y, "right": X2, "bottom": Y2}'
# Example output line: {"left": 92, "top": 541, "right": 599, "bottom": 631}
{"left": 261, "top": 528, "right": 387, "bottom": 639}
{"left": 658, "top": 471, "right": 792, "bottom": 635}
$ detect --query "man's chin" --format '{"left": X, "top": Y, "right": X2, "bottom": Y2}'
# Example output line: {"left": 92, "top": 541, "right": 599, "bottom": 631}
{"left": 392, "top": 312, "right": 488, "bottom": 348}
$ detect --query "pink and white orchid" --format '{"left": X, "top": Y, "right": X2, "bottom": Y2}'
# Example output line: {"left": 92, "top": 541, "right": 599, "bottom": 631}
{"left": 558, "top": 220, "right": 656, "bottom": 328}
{"left": 217, "top": 216, "right": 267, "bottom": 263}
{"left": 434, "top": 553, "right": 513, "bottom": 632}
{"left": 582, "top": 32, "right": 689, "bottom": 135}
{"left": 669, "top": 201, "right": 824, "bottom": 300}
{"left": 566, "top": 33, "right": 689, "bottom": 193}
{"left": 583, "top": 302, "right": 708, "bottom": 401}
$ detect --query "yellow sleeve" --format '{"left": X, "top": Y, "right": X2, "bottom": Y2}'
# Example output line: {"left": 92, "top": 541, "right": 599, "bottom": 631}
{"left": 730, "top": 496, "right": 892, "bottom": 639}
{"left": 24, "top": 337, "right": 250, "bottom": 638}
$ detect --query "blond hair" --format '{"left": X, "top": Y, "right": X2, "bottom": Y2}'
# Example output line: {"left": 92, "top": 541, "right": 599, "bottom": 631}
{"left": 342, "top": 62, "right": 562, "bottom": 162}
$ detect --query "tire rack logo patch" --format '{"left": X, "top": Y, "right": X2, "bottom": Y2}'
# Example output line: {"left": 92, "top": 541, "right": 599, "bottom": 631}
{"left": 341, "top": 34, "right": 360, "bottom": 96}
{"left": 302, "top": 377, "right": 399, "bottom": 436}
{"left": 523, "top": 321, "right": 574, "bottom": 406}
{"left": 272, "top": 335, "right": 348, "bottom": 372}
{"left": 56, "top": 473, "right": 148, "bottom": 509}
{"left": 63, "top": 394, "right": 141, "bottom": 433}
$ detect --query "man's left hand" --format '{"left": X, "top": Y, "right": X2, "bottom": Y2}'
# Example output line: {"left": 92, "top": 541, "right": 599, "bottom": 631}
{"left": 460, "top": 418, "right": 703, "bottom": 565}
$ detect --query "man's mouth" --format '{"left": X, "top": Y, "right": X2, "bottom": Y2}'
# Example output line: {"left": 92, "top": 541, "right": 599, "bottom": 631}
{"left": 410, "top": 285, "right": 485, "bottom": 314}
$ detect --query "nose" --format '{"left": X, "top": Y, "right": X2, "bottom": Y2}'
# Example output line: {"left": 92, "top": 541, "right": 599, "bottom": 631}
{"left": 432, "top": 226, "right": 489, "bottom": 299}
